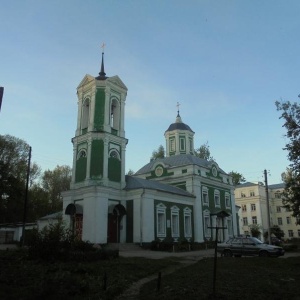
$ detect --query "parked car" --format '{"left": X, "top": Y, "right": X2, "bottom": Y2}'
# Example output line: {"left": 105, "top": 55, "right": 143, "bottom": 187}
{"left": 217, "top": 236, "right": 285, "bottom": 257}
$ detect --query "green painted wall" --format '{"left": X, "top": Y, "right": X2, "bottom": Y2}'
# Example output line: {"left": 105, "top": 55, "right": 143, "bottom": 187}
{"left": 90, "top": 139, "right": 104, "bottom": 178}
{"left": 154, "top": 200, "right": 194, "bottom": 241}
{"left": 203, "top": 183, "right": 232, "bottom": 213}
{"left": 108, "top": 157, "right": 121, "bottom": 182}
{"left": 94, "top": 89, "right": 105, "bottom": 131}
{"left": 146, "top": 164, "right": 174, "bottom": 179}
{"left": 75, "top": 156, "right": 87, "bottom": 182}
{"left": 126, "top": 200, "right": 133, "bottom": 242}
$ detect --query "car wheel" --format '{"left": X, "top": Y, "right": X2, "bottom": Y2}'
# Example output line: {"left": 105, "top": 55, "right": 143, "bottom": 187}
{"left": 223, "top": 250, "right": 233, "bottom": 257}
{"left": 259, "top": 251, "right": 269, "bottom": 257}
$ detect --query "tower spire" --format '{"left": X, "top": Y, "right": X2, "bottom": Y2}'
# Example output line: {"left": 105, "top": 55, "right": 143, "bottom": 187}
{"left": 176, "top": 102, "right": 182, "bottom": 123}
{"left": 96, "top": 43, "right": 107, "bottom": 80}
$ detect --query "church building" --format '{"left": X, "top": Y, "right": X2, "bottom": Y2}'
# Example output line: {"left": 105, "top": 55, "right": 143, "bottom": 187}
{"left": 62, "top": 52, "right": 238, "bottom": 245}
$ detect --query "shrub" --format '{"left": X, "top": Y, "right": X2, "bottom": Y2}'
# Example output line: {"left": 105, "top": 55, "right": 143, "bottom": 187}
{"left": 26, "top": 221, "right": 117, "bottom": 261}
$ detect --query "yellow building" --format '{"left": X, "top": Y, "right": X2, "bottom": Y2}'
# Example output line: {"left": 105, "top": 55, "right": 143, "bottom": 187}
{"left": 235, "top": 182, "right": 300, "bottom": 241}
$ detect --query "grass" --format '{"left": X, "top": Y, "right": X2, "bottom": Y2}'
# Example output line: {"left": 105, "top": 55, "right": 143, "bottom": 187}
{"left": 1, "top": 249, "right": 300, "bottom": 300}
{"left": 140, "top": 256, "right": 300, "bottom": 300}
{"left": 0, "top": 249, "right": 179, "bottom": 300}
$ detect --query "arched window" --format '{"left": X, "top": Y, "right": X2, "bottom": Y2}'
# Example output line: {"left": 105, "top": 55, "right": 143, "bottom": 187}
{"left": 110, "top": 98, "right": 120, "bottom": 130}
{"left": 109, "top": 149, "right": 120, "bottom": 160}
{"left": 81, "top": 98, "right": 90, "bottom": 131}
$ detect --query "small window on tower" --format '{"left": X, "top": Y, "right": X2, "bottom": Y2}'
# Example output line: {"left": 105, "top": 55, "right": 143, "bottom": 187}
{"left": 77, "top": 149, "right": 87, "bottom": 159}
{"left": 110, "top": 150, "right": 120, "bottom": 160}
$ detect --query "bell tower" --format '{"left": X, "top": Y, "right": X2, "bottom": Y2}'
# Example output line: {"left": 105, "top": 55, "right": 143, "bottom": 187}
{"left": 71, "top": 51, "right": 128, "bottom": 189}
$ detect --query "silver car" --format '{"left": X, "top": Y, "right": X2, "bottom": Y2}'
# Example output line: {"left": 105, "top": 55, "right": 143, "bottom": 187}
{"left": 217, "top": 237, "right": 285, "bottom": 257}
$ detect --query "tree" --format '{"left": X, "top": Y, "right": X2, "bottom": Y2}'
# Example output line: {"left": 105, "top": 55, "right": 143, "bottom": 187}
{"left": 151, "top": 145, "right": 165, "bottom": 160}
{"left": 228, "top": 171, "right": 246, "bottom": 185}
{"left": 195, "top": 141, "right": 214, "bottom": 160}
{"left": 127, "top": 169, "right": 135, "bottom": 175}
{"left": 276, "top": 100, "right": 300, "bottom": 222}
{"left": 0, "top": 135, "right": 40, "bottom": 223}
{"left": 248, "top": 224, "right": 262, "bottom": 238}
{"left": 41, "top": 165, "right": 72, "bottom": 213}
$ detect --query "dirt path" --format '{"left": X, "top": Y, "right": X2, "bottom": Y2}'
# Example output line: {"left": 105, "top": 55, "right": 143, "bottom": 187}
{"left": 116, "top": 256, "right": 205, "bottom": 299}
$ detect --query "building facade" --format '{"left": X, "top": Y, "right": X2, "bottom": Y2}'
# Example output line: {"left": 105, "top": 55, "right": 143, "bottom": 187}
{"left": 235, "top": 182, "right": 300, "bottom": 240}
{"left": 62, "top": 53, "right": 238, "bottom": 245}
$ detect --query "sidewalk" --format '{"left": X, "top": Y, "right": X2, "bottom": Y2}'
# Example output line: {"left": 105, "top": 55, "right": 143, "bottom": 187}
{"left": 119, "top": 248, "right": 216, "bottom": 260}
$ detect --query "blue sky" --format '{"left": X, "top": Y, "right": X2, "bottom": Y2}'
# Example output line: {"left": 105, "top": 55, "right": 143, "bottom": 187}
{"left": 1, "top": 0, "right": 299, "bottom": 184}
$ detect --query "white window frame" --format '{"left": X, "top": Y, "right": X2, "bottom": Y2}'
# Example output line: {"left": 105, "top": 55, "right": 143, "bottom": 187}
{"left": 288, "top": 230, "right": 294, "bottom": 237}
{"left": 278, "top": 217, "right": 282, "bottom": 225}
{"left": 276, "top": 206, "right": 281, "bottom": 213}
{"left": 286, "top": 216, "right": 291, "bottom": 225}
{"left": 243, "top": 217, "right": 248, "bottom": 226}
{"left": 203, "top": 210, "right": 211, "bottom": 238}
{"left": 242, "top": 205, "right": 247, "bottom": 212}
{"left": 202, "top": 187, "right": 209, "bottom": 205}
{"left": 156, "top": 203, "right": 166, "bottom": 238}
{"left": 251, "top": 204, "right": 256, "bottom": 211}
{"left": 179, "top": 137, "right": 185, "bottom": 151}
{"left": 250, "top": 190, "right": 255, "bottom": 197}
{"left": 171, "top": 206, "right": 180, "bottom": 239}
{"left": 252, "top": 216, "right": 257, "bottom": 224}
{"left": 227, "top": 217, "right": 233, "bottom": 237}
{"left": 214, "top": 190, "right": 220, "bottom": 207}
{"left": 170, "top": 138, "right": 175, "bottom": 152}
{"left": 183, "top": 207, "right": 192, "bottom": 238}
{"left": 225, "top": 193, "right": 230, "bottom": 208}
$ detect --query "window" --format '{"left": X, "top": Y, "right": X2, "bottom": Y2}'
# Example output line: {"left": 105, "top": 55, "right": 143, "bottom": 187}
{"left": 184, "top": 208, "right": 192, "bottom": 238}
{"left": 225, "top": 193, "right": 230, "bottom": 208}
{"left": 241, "top": 192, "right": 246, "bottom": 198}
{"left": 278, "top": 217, "right": 282, "bottom": 225}
{"left": 180, "top": 138, "right": 185, "bottom": 151}
{"left": 81, "top": 98, "right": 90, "bottom": 130}
{"left": 77, "top": 149, "right": 87, "bottom": 159}
{"left": 242, "top": 205, "right": 247, "bottom": 212}
{"left": 110, "top": 98, "right": 120, "bottom": 130}
{"left": 202, "top": 187, "right": 209, "bottom": 205}
{"left": 275, "top": 192, "right": 281, "bottom": 199}
{"left": 276, "top": 206, "right": 281, "bottom": 213}
{"left": 286, "top": 217, "right": 291, "bottom": 225}
{"left": 156, "top": 204, "right": 166, "bottom": 238}
{"left": 171, "top": 206, "right": 180, "bottom": 238}
{"left": 251, "top": 204, "right": 256, "bottom": 211}
{"left": 227, "top": 218, "right": 233, "bottom": 236}
{"left": 170, "top": 139, "right": 175, "bottom": 152}
{"left": 214, "top": 190, "right": 220, "bottom": 207}
{"left": 288, "top": 230, "right": 294, "bottom": 237}
{"left": 203, "top": 210, "right": 211, "bottom": 237}
{"left": 243, "top": 217, "right": 248, "bottom": 226}
{"left": 252, "top": 216, "right": 257, "bottom": 224}
{"left": 250, "top": 190, "right": 255, "bottom": 197}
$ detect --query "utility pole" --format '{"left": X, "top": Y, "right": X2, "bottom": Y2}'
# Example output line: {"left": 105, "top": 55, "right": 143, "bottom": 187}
{"left": 0, "top": 86, "right": 3, "bottom": 112}
{"left": 264, "top": 169, "right": 271, "bottom": 244}
{"left": 22, "top": 146, "right": 31, "bottom": 247}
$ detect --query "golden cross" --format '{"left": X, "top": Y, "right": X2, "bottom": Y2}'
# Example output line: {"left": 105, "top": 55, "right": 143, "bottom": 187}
{"left": 101, "top": 42, "right": 106, "bottom": 52}
{"left": 176, "top": 102, "right": 180, "bottom": 111}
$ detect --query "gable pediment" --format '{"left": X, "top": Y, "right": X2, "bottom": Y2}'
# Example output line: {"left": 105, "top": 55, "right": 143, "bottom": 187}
{"left": 107, "top": 76, "right": 128, "bottom": 90}
{"left": 77, "top": 74, "right": 95, "bottom": 89}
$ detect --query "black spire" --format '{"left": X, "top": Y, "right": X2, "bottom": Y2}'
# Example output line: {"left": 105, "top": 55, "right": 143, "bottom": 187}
{"left": 96, "top": 51, "right": 108, "bottom": 80}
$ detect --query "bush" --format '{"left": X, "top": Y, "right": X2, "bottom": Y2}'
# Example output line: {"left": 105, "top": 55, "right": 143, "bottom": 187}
{"left": 26, "top": 221, "right": 117, "bottom": 261}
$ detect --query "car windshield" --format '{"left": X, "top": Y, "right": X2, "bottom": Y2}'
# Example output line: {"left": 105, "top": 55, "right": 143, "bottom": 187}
{"left": 251, "top": 237, "right": 263, "bottom": 244}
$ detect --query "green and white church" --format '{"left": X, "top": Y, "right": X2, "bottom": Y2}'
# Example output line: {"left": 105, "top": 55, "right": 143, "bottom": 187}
{"left": 62, "top": 53, "right": 238, "bottom": 245}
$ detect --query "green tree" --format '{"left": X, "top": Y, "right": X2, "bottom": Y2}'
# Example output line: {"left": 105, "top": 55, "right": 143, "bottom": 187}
{"left": 276, "top": 100, "right": 300, "bottom": 222}
{"left": 127, "top": 169, "right": 135, "bottom": 175}
{"left": 41, "top": 165, "right": 72, "bottom": 213}
{"left": 0, "top": 135, "right": 40, "bottom": 223}
{"left": 195, "top": 141, "right": 214, "bottom": 160}
{"left": 248, "top": 224, "right": 262, "bottom": 238}
{"left": 151, "top": 145, "right": 165, "bottom": 160}
{"left": 228, "top": 171, "right": 246, "bottom": 185}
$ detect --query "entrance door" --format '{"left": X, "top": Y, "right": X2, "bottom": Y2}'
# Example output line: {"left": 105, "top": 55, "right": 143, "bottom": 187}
{"left": 107, "top": 214, "right": 119, "bottom": 243}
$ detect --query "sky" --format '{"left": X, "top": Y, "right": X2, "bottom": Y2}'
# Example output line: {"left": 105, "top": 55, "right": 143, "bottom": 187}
{"left": 1, "top": 0, "right": 299, "bottom": 185}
